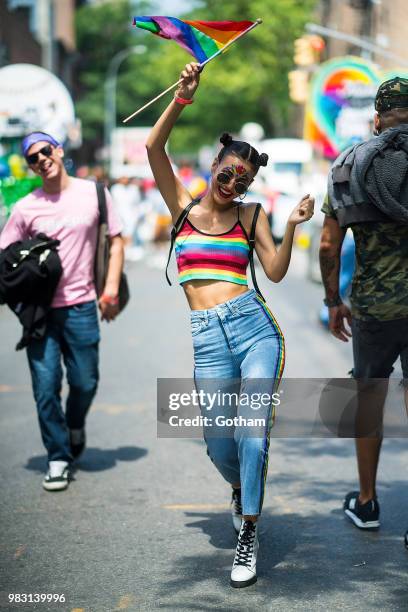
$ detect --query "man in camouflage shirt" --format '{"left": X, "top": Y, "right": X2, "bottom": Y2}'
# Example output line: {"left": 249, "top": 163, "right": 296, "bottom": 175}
{"left": 320, "top": 77, "right": 408, "bottom": 537}
{"left": 321, "top": 201, "right": 408, "bottom": 321}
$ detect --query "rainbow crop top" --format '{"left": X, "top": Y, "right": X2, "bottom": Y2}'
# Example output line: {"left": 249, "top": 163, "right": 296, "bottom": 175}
{"left": 165, "top": 199, "right": 265, "bottom": 300}
{"left": 174, "top": 209, "right": 250, "bottom": 286}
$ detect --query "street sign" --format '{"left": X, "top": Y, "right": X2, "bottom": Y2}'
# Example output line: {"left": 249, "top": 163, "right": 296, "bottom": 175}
{"left": 110, "top": 127, "right": 153, "bottom": 179}
{"left": 304, "top": 56, "right": 380, "bottom": 158}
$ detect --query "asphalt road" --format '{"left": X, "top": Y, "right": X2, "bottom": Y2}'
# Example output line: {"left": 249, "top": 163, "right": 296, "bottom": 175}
{"left": 0, "top": 248, "right": 407, "bottom": 612}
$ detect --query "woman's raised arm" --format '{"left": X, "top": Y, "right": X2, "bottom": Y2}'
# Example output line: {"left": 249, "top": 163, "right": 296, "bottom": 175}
{"left": 146, "top": 63, "right": 201, "bottom": 222}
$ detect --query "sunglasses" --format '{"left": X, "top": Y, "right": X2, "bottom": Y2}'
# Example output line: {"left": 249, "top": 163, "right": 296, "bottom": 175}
{"left": 216, "top": 165, "right": 252, "bottom": 195}
{"left": 26, "top": 144, "right": 54, "bottom": 165}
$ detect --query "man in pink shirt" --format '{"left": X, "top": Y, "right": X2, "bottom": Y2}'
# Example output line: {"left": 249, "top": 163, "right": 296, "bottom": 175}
{"left": 0, "top": 131, "right": 124, "bottom": 491}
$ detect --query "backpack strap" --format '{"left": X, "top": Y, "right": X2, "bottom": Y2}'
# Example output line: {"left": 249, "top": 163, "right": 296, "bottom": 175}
{"left": 96, "top": 183, "right": 107, "bottom": 225}
{"left": 248, "top": 203, "right": 265, "bottom": 301}
{"left": 165, "top": 198, "right": 200, "bottom": 286}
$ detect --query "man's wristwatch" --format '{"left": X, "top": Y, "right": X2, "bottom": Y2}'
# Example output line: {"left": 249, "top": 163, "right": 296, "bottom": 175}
{"left": 323, "top": 296, "right": 343, "bottom": 308}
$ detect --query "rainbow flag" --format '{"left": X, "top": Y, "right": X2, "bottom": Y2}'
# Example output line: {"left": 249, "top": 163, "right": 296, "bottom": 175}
{"left": 132, "top": 17, "right": 255, "bottom": 64}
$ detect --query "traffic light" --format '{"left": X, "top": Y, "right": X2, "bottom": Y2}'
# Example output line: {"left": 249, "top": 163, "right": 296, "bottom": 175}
{"left": 294, "top": 35, "right": 325, "bottom": 66}
{"left": 288, "top": 70, "right": 309, "bottom": 103}
{"left": 309, "top": 35, "right": 325, "bottom": 54}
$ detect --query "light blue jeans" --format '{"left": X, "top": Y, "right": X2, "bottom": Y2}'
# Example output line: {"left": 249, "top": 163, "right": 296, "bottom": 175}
{"left": 191, "top": 289, "right": 285, "bottom": 516}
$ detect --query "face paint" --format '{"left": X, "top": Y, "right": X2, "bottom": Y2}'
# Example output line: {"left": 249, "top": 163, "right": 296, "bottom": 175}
{"left": 221, "top": 164, "right": 248, "bottom": 177}
{"left": 216, "top": 164, "right": 252, "bottom": 195}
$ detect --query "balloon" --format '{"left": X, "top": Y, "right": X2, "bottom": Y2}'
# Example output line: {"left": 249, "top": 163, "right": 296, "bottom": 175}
{"left": 0, "top": 159, "right": 10, "bottom": 178}
{"left": 8, "top": 154, "right": 25, "bottom": 179}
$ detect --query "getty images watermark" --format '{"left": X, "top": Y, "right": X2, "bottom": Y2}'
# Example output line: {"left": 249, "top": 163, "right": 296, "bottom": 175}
{"left": 167, "top": 388, "right": 282, "bottom": 429}
{"left": 157, "top": 377, "right": 408, "bottom": 438}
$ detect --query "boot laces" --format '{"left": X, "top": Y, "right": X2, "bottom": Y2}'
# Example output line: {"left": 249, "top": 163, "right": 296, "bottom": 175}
{"left": 234, "top": 521, "right": 256, "bottom": 567}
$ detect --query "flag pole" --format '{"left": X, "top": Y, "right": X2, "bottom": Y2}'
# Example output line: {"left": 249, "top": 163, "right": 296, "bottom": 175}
{"left": 122, "top": 18, "right": 262, "bottom": 123}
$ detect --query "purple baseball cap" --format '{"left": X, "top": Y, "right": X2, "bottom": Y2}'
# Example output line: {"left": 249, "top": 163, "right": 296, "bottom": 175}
{"left": 21, "top": 131, "right": 61, "bottom": 158}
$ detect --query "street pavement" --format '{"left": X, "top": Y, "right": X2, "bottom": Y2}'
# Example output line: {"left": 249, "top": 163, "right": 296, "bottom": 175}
{"left": 0, "top": 248, "right": 407, "bottom": 612}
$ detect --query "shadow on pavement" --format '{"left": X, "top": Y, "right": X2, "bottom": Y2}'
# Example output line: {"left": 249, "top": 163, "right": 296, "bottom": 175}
{"left": 184, "top": 511, "right": 242, "bottom": 550}
{"left": 272, "top": 438, "right": 407, "bottom": 457}
{"left": 272, "top": 438, "right": 355, "bottom": 457}
{"left": 25, "top": 445, "right": 148, "bottom": 473}
{"left": 155, "top": 506, "right": 408, "bottom": 610}
{"left": 267, "top": 471, "right": 408, "bottom": 516}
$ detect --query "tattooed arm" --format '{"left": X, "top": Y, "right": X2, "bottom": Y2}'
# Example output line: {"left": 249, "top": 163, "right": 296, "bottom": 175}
{"left": 319, "top": 216, "right": 344, "bottom": 302}
{"left": 319, "top": 216, "right": 352, "bottom": 342}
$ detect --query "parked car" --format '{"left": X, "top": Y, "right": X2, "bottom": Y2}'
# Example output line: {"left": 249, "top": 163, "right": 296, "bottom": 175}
{"left": 260, "top": 138, "right": 313, "bottom": 196}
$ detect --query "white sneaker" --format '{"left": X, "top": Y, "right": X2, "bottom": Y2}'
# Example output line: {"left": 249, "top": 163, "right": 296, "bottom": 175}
{"left": 230, "top": 520, "right": 259, "bottom": 588}
{"left": 231, "top": 488, "right": 243, "bottom": 534}
{"left": 42, "top": 461, "right": 69, "bottom": 491}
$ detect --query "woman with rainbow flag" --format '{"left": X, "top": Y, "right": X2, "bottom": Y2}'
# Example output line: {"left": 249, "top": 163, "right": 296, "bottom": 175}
{"left": 146, "top": 61, "right": 314, "bottom": 588}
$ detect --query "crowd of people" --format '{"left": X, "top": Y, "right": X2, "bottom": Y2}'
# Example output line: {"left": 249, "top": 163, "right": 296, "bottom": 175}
{"left": 74, "top": 163, "right": 208, "bottom": 262}
{"left": 0, "top": 65, "right": 407, "bottom": 591}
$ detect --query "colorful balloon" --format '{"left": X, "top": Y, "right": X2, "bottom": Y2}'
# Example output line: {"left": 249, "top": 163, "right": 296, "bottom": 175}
{"left": 8, "top": 154, "right": 25, "bottom": 179}
{"left": 0, "top": 158, "right": 10, "bottom": 178}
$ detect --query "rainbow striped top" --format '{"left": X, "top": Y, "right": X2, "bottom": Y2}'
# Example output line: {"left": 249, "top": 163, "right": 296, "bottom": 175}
{"left": 175, "top": 218, "right": 250, "bottom": 286}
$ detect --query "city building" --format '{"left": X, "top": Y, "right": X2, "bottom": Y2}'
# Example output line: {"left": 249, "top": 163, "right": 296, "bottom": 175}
{"left": 317, "top": 0, "right": 408, "bottom": 70}
{"left": 0, "top": 0, "right": 77, "bottom": 88}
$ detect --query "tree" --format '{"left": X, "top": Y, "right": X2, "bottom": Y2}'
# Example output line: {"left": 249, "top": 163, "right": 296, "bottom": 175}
{"left": 75, "top": 0, "right": 156, "bottom": 143}
{"left": 74, "top": 0, "right": 317, "bottom": 157}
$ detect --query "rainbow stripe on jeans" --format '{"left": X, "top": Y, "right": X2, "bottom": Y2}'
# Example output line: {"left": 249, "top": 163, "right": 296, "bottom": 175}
{"left": 255, "top": 294, "right": 286, "bottom": 513}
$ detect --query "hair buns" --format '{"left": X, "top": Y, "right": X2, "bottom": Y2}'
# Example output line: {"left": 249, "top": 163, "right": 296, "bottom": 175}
{"left": 220, "top": 132, "right": 233, "bottom": 146}
{"left": 258, "top": 153, "right": 269, "bottom": 167}
{"left": 217, "top": 134, "right": 267, "bottom": 174}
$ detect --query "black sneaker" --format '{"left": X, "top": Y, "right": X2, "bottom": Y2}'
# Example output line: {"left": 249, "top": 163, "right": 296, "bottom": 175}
{"left": 42, "top": 461, "right": 69, "bottom": 492}
{"left": 69, "top": 428, "right": 86, "bottom": 459}
{"left": 231, "top": 488, "right": 243, "bottom": 534}
{"left": 343, "top": 491, "right": 380, "bottom": 529}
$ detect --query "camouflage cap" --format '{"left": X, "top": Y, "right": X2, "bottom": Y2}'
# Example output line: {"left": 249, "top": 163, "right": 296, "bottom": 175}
{"left": 375, "top": 76, "right": 408, "bottom": 112}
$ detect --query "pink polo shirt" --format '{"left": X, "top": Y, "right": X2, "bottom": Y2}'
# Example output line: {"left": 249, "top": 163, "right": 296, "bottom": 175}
{"left": 0, "top": 178, "right": 122, "bottom": 308}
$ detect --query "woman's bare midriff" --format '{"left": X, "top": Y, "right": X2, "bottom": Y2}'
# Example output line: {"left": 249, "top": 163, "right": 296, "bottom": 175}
{"left": 183, "top": 279, "right": 250, "bottom": 310}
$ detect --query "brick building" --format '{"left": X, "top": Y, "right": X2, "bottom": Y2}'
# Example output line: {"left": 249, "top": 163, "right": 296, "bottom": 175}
{"left": 318, "top": 0, "right": 408, "bottom": 70}
{"left": 0, "top": 0, "right": 77, "bottom": 88}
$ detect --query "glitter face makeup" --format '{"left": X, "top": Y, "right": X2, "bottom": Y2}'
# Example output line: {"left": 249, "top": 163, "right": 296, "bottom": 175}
{"left": 216, "top": 164, "right": 252, "bottom": 195}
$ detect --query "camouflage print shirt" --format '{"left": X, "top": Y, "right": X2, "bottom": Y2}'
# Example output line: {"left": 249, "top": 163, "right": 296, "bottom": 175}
{"left": 322, "top": 197, "right": 408, "bottom": 321}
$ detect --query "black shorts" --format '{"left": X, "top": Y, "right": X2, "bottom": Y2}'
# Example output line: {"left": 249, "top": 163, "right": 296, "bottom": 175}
{"left": 352, "top": 317, "right": 408, "bottom": 381}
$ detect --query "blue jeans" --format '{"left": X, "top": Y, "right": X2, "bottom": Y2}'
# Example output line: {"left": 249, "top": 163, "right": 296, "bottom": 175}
{"left": 191, "top": 289, "right": 285, "bottom": 516}
{"left": 26, "top": 301, "right": 100, "bottom": 463}
{"left": 320, "top": 233, "right": 355, "bottom": 325}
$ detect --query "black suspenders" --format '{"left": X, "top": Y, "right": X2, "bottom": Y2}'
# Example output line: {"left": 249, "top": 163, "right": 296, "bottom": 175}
{"left": 165, "top": 199, "right": 265, "bottom": 301}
